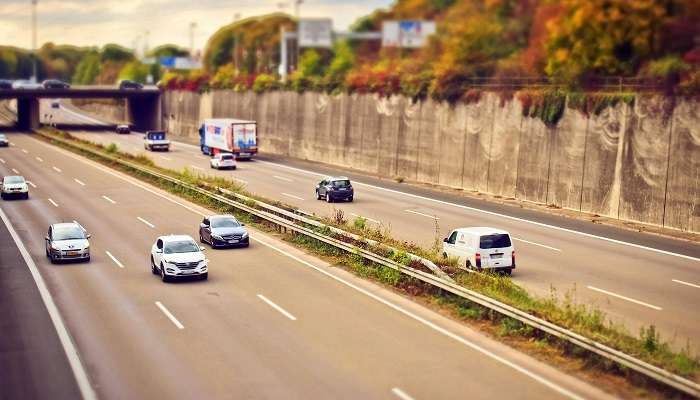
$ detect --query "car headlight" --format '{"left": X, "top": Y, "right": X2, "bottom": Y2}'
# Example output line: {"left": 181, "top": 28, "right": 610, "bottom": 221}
{"left": 241, "top": 232, "right": 249, "bottom": 238}
{"left": 51, "top": 244, "right": 60, "bottom": 250}
{"left": 211, "top": 234, "right": 223, "bottom": 241}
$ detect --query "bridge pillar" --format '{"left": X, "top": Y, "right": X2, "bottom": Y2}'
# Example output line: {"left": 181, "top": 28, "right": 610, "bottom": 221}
{"left": 126, "top": 95, "right": 161, "bottom": 132}
{"left": 17, "top": 98, "right": 40, "bottom": 131}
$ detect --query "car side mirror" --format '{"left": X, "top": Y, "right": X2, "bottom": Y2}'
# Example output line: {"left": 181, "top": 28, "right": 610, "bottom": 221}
{"left": 443, "top": 238, "right": 448, "bottom": 242}
{"left": 240, "top": 223, "right": 245, "bottom": 226}
{"left": 45, "top": 236, "right": 49, "bottom": 241}
{"left": 86, "top": 234, "right": 91, "bottom": 239}
{"left": 200, "top": 223, "right": 208, "bottom": 228}
{"left": 199, "top": 246, "right": 206, "bottom": 251}
{"left": 155, "top": 248, "right": 163, "bottom": 253}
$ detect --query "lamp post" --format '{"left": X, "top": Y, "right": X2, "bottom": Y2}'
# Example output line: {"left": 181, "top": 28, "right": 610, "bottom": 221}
{"left": 189, "top": 22, "right": 197, "bottom": 56}
{"left": 31, "top": 0, "right": 38, "bottom": 82}
{"left": 294, "top": 0, "right": 302, "bottom": 71}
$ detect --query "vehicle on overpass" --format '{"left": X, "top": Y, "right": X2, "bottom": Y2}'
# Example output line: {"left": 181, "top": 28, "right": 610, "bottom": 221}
{"left": 12, "top": 80, "right": 42, "bottom": 90}
{"left": 199, "top": 214, "right": 249, "bottom": 248}
{"left": 199, "top": 118, "right": 257, "bottom": 160}
{"left": 50, "top": 99, "right": 61, "bottom": 108}
{"left": 0, "top": 133, "right": 8, "bottom": 147}
{"left": 151, "top": 235, "right": 208, "bottom": 282}
{"left": 118, "top": 79, "right": 143, "bottom": 90}
{"left": 42, "top": 79, "right": 70, "bottom": 89}
{"left": 116, "top": 124, "right": 130, "bottom": 134}
{"left": 1, "top": 175, "right": 29, "bottom": 199}
{"left": 143, "top": 130, "right": 170, "bottom": 151}
{"left": 0, "top": 79, "right": 12, "bottom": 89}
{"left": 316, "top": 176, "right": 354, "bottom": 203}
{"left": 443, "top": 227, "right": 515, "bottom": 275}
{"left": 209, "top": 153, "right": 237, "bottom": 170}
{"left": 45, "top": 222, "right": 91, "bottom": 263}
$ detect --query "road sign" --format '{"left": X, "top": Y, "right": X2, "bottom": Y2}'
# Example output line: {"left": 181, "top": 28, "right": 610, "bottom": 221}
{"left": 298, "top": 18, "right": 333, "bottom": 48}
{"left": 382, "top": 20, "right": 436, "bottom": 48}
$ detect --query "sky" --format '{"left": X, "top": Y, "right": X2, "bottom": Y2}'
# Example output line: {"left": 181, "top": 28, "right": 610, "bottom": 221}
{"left": 0, "top": 0, "right": 392, "bottom": 53}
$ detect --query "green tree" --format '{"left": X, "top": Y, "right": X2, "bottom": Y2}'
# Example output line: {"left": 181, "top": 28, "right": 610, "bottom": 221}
{"left": 326, "top": 40, "right": 355, "bottom": 82}
{"left": 72, "top": 51, "right": 101, "bottom": 84}
{"left": 101, "top": 44, "right": 134, "bottom": 63}
{"left": 118, "top": 61, "right": 149, "bottom": 83}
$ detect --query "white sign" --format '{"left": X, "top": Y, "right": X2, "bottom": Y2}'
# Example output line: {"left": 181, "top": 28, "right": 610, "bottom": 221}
{"left": 382, "top": 20, "right": 436, "bottom": 48}
{"left": 299, "top": 19, "right": 333, "bottom": 48}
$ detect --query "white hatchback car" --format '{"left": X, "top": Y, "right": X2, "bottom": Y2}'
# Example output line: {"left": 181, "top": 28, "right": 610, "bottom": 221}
{"left": 151, "top": 235, "right": 208, "bottom": 282}
{"left": 443, "top": 227, "right": 515, "bottom": 274}
{"left": 1, "top": 175, "right": 29, "bottom": 199}
{"left": 210, "top": 153, "right": 237, "bottom": 170}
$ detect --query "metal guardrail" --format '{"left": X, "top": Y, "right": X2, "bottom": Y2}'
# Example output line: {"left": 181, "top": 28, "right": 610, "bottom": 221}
{"left": 41, "top": 131, "right": 700, "bottom": 397}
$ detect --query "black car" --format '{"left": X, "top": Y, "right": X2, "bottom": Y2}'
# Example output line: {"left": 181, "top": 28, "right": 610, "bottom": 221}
{"left": 316, "top": 176, "right": 354, "bottom": 203}
{"left": 199, "top": 214, "right": 249, "bottom": 248}
{"left": 0, "top": 79, "right": 12, "bottom": 89}
{"left": 119, "top": 80, "right": 143, "bottom": 90}
{"left": 42, "top": 79, "right": 70, "bottom": 89}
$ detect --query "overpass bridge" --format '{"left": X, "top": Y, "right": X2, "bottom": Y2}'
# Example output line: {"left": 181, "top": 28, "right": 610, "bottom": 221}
{"left": 0, "top": 86, "right": 161, "bottom": 131}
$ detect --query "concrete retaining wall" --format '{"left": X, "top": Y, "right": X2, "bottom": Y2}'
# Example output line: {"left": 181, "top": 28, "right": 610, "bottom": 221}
{"left": 75, "top": 90, "right": 700, "bottom": 232}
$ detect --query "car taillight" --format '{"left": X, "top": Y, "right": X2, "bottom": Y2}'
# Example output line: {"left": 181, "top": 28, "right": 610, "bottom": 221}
{"left": 475, "top": 253, "right": 481, "bottom": 268}
{"left": 512, "top": 250, "right": 516, "bottom": 268}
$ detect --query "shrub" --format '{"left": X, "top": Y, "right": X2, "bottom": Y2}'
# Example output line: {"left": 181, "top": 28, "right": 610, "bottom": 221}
{"left": 353, "top": 216, "right": 367, "bottom": 230}
{"left": 253, "top": 73, "right": 279, "bottom": 93}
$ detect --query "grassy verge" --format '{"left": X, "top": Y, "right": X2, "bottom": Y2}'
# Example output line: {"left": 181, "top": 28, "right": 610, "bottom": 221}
{"left": 37, "top": 128, "right": 699, "bottom": 397}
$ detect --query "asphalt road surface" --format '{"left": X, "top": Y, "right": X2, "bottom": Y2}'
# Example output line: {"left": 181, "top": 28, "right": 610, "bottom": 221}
{"left": 0, "top": 131, "right": 615, "bottom": 399}
{"left": 56, "top": 113, "right": 700, "bottom": 353}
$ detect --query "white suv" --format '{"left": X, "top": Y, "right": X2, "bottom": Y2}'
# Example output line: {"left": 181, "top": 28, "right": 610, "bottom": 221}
{"left": 151, "top": 235, "right": 208, "bottom": 282}
{"left": 1, "top": 175, "right": 29, "bottom": 199}
{"left": 443, "top": 227, "right": 515, "bottom": 275}
{"left": 210, "top": 153, "right": 237, "bottom": 170}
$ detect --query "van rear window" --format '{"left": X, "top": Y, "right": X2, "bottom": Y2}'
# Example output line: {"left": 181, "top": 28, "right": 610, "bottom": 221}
{"left": 480, "top": 234, "right": 511, "bottom": 249}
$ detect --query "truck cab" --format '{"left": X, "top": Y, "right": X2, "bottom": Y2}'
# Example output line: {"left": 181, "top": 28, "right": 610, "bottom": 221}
{"left": 144, "top": 130, "right": 170, "bottom": 151}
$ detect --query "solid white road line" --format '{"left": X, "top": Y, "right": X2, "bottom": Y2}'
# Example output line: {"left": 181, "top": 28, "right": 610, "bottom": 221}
{"left": 36, "top": 156, "right": 43, "bottom": 162}
{"left": 0, "top": 207, "right": 97, "bottom": 400}
{"left": 255, "top": 160, "right": 699, "bottom": 263}
{"left": 281, "top": 192, "right": 304, "bottom": 201}
{"left": 105, "top": 251, "right": 125, "bottom": 269}
{"left": 73, "top": 178, "right": 85, "bottom": 186}
{"left": 672, "top": 279, "right": 700, "bottom": 290}
{"left": 48, "top": 198, "right": 59, "bottom": 207}
{"left": 513, "top": 237, "right": 561, "bottom": 252}
{"left": 351, "top": 213, "right": 380, "bottom": 224}
{"left": 101, "top": 195, "right": 116, "bottom": 204}
{"left": 189, "top": 165, "right": 203, "bottom": 170}
{"left": 391, "top": 388, "right": 415, "bottom": 400}
{"left": 257, "top": 294, "right": 297, "bottom": 321}
{"left": 404, "top": 209, "right": 439, "bottom": 220}
{"left": 40, "top": 138, "right": 583, "bottom": 399}
{"left": 11, "top": 168, "right": 19, "bottom": 174}
{"left": 234, "top": 178, "right": 249, "bottom": 184}
{"left": 21, "top": 148, "right": 28, "bottom": 153}
{"left": 52, "top": 166, "right": 62, "bottom": 173}
{"left": 137, "top": 217, "right": 155, "bottom": 228}
{"left": 273, "top": 175, "right": 294, "bottom": 182}
{"left": 9, "top": 142, "right": 15, "bottom": 146}
{"left": 155, "top": 301, "right": 184, "bottom": 330}
{"left": 159, "top": 155, "right": 172, "bottom": 161}
{"left": 58, "top": 105, "right": 107, "bottom": 125}
{"left": 26, "top": 181, "right": 36, "bottom": 188}
{"left": 0, "top": 157, "right": 4, "bottom": 163}
{"left": 587, "top": 286, "right": 662, "bottom": 311}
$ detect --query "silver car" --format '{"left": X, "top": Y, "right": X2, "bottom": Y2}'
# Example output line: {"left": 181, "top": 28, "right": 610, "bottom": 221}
{"left": 1, "top": 175, "right": 29, "bottom": 199}
{"left": 0, "top": 134, "right": 8, "bottom": 147}
{"left": 45, "top": 222, "right": 91, "bottom": 263}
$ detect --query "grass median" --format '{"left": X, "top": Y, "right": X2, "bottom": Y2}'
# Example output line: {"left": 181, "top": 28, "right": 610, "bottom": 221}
{"left": 36, "top": 128, "right": 699, "bottom": 397}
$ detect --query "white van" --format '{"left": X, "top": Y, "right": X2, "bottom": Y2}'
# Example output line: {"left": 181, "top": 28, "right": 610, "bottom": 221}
{"left": 443, "top": 227, "right": 515, "bottom": 274}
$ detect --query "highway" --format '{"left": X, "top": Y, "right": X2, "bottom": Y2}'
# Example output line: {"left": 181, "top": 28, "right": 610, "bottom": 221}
{"left": 0, "top": 131, "right": 614, "bottom": 399}
{"left": 46, "top": 102, "right": 700, "bottom": 353}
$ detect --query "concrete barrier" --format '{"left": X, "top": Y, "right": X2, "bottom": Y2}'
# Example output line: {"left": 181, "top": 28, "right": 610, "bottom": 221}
{"left": 74, "top": 90, "right": 700, "bottom": 233}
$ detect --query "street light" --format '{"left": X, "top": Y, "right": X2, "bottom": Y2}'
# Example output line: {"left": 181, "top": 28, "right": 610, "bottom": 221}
{"left": 31, "top": 0, "right": 38, "bottom": 82}
{"left": 189, "top": 22, "right": 197, "bottom": 56}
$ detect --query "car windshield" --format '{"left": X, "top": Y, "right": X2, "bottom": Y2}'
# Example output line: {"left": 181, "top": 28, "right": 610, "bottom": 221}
{"left": 0, "top": 135, "right": 6, "bottom": 139}
{"left": 480, "top": 234, "right": 511, "bottom": 249}
{"left": 211, "top": 217, "right": 240, "bottom": 228}
{"left": 220, "top": 154, "right": 234, "bottom": 160}
{"left": 53, "top": 226, "right": 86, "bottom": 241}
{"left": 332, "top": 180, "right": 351, "bottom": 188}
{"left": 4, "top": 176, "right": 24, "bottom": 184}
{"left": 147, "top": 132, "right": 165, "bottom": 140}
{"left": 164, "top": 240, "right": 199, "bottom": 254}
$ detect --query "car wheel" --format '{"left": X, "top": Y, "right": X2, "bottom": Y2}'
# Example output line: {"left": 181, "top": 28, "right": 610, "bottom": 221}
{"left": 505, "top": 268, "right": 513, "bottom": 276}
{"left": 84, "top": 256, "right": 90, "bottom": 263}
{"left": 0, "top": 193, "right": 4, "bottom": 200}
{"left": 160, "top": 264, "right": 169, "bottom": 282}
{"left": 151, "top": 256, "right": 158, "bottom": 274}
{"left": 50, "top": 254, "right": 57, "bottom": 264}
{"left": 200, "top": 273, "right": 208, "bottom": 281}
{"left": 347, "top": 196, "right": 353, "bottom": 202}
{"left": 466, "top": 260, "right": 472, "bottom": 270}
{"left": 199, "top": 233, "right": 205, "bottom": 244}
{"left": 316, "top": 190, "right": 321, "bottom": 200}
{"left": 326, "top": 193, "right": 332, "bottom": 203}
{"left": 232, "top": 166, "right": 237, "bottom": 170}
{"left": 24, "top": 193, "right": 29, "bottom": 200}
{"left": 442, "top": 252, "right": 447, "bottom": 259}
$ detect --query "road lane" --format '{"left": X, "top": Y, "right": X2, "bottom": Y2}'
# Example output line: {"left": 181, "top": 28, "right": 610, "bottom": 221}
{"left": 67, "top": 129, "right": 700, "bottom": 350}
{"left": 0, "top": 132, "right": 613, "bottom": 399}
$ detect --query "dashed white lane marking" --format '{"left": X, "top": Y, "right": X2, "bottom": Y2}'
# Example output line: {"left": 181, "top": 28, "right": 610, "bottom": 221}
{"left": 273, "top": 175, "right": 294, "bottom": 182}
{"left": 257, "top": 294, "right": 297, "bottom": 321}
{"left": 74, "top": 178, "right": 86, "bottom": 186}
{"left": 672, "top": 279, "right": 700, "bottom": 290}
{"left": 11, "top": 168, "right": 19, "bottom": 174}
{"left": 513, "top": 237, "right": 561, "bottom": 252}
{"left": 48, "top": 198, "right": 59, "bottom": 207}
{"left": 52, "top": 166, "right": 62, "bottom": 173}
{"left": 391, "top": 388, "right": 415, "bottom": 400}
{"left": 21, "top": 148, "right": 28, "bottom": 154}
{"left": 105, "top": 251, "right": 125, "bottom": 268}
{"left": 281, "top": 192, "right": 304, "bottom": 201}
{"left": 159, "top": 156, "right": 172, "bottom": 161}
{"left": 36, "top": 156, "right": 43, "bottom": 162}
{"left": 234, "top": 178, "right": 249, "bottom": 184}
{"left": 404, "top": 209, "right": 439, "bottom": 220}
{"left": 101, "top": 195, "right": 116, "bottom": 204}
{"left": 587, "top": 286, "right": 662, "bottom": 311}
{"left": 155, "top": 301, "right": 184, "bottom": 329}
{"left": 0, "top": 158, "right": 4, "bottom": 163}
{"left": 26, "top": 181, "right": 37, "bottom": 188}
{"left": 137, "top": 217, "right": 155, "bottom": 228}
{"left": 351, "top": 213, "right": 380, "bottom": 224}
